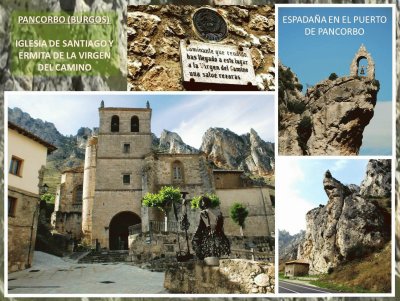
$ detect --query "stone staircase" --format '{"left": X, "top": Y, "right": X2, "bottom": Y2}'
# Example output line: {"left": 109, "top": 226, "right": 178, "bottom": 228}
{"left": 78, "top": 250, "right": 130, "bottom": 264}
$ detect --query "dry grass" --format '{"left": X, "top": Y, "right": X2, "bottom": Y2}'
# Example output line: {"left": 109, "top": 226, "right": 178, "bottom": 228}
{"left": 314, "top": 243, "right": 391, "bottom": 293}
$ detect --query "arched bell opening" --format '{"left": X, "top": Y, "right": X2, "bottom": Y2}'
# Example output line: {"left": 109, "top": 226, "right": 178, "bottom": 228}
{"left": 357, "top": 57, "right": 368, "bottom": 77}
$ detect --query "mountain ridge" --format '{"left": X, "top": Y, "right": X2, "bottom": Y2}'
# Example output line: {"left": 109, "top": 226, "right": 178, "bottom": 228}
{"left": 8, "top": 107, "right": 275, "bottom": 185}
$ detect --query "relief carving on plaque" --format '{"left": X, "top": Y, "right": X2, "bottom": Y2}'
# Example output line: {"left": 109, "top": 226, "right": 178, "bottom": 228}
{"left": 192, "top": 8, "right": 227, "bottom": 42}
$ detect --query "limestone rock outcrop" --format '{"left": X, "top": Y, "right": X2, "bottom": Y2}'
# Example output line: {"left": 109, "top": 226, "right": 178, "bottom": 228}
{"left": 360, "top": 159, "right": 391, "bottom": 197}
{"left": 76, "top": 127, "right": 96, "bottom": 149}
{"left": 279, "top": 62, "right": 380, "bottom": 156}
{"left": 200, "top": 127, "right": 274, "bottom": 176}
{"left": 279, "top": 230, "right": 305, "bottom": 262}
{"left": 8, "top": 107, "right": 64, "bottom": 146}
{"left": 8, "top": 107, "right": 90, "bottom": 169}
{"left": 298, "top": 160, "right": 391, "bottom": 274}
{"left": 157, "top": 129, "right": 199, "bottom": 154}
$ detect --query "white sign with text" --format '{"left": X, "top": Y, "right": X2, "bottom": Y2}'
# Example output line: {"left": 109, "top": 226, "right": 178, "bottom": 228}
{"left": 180, "top": 40, "right": 256, "bottom": 86}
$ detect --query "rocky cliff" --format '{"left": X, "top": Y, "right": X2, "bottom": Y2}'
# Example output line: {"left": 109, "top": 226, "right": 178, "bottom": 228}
{"left": 200, "top": 127, "right": 274, "bottom": 176}
{"left": 279, "top": 230, "right": 305, "bottom": 262}
{"left": 298, "top": 160, "right": 391, "bottom": 274}
{"left": 278, "top": 64, "right": 380, "bottom": 155}
{"left": 360, "top": 159, "right": 391, "bottom": 197}
{"left": 156, "top": 130, "right": 199, "bottom": 154}
{"left": 8, "top": 107, "right": 91, "bottom": 169}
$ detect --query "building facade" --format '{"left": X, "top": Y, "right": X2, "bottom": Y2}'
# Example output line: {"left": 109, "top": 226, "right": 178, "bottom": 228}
{"left": 8, "top": 122, "right": 56, "bottom": 272}
{"left": 284, "top": 260, "right": 310, "bottom": 277}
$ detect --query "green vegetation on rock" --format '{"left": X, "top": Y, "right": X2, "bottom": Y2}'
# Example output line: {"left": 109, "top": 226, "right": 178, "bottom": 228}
{"left": 297, "top": 116, "right": 312, "bottom": 155}
{"left": 329, "top": 72, "right": 338, "bottom": 81}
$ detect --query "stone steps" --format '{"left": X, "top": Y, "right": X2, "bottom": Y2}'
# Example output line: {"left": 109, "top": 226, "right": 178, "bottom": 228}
{"left": 78, "top": 250, "right": 129, "bottom": 264}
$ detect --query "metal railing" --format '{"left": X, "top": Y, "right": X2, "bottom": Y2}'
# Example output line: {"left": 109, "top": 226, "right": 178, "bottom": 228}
{"left": 149, "top": 220, "right": 180, "bottom": 233}
{"left": 230, "top": 248, "right": 274, "bottom": 262}
{"left": 72, "top": 204, "right": 82, "bottom": 210}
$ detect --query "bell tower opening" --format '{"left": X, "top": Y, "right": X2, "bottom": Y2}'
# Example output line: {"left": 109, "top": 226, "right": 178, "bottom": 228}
{"left": 357, "top": 57, "right": 368, "bottom": 77}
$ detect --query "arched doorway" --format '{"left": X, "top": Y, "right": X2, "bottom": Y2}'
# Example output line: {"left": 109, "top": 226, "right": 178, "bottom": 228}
{"left": 109, "top": 211, "right": 141, "bottom": 250}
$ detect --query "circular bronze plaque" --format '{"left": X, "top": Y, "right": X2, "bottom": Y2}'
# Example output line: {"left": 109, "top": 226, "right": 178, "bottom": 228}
{"left": 192, "top": 8, "right": 228, "bottom": 42}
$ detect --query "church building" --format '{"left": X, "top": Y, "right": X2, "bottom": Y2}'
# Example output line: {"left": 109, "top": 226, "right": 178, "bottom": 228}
{"left": 52, "top": 101, "right": 275, "bottom": 250}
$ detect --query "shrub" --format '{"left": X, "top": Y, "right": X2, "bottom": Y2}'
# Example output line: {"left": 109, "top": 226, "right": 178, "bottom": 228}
{"left": 295, "top": 83, "right": 303, "bottom": 91}
{"left": 287, "top": 100, "right": 306, "bottom": 114}
{"left": 329, "top": 73, "right": 338, "bottom": 81}
{"left": 372, "top": 79, "right": 380, "bottom": 89}
{"left": 297, "top": 116, "right": 312, "bottom": 154}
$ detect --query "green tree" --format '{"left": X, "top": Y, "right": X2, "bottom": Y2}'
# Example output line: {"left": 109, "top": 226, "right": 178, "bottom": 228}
{"left": 142, "top": 186, "right": 181, "bottom": 231}
{"left": 191, "top": 193, "right": 221, "bottom": 209}
{"left": 230, "top": 203, "right": 249, "bottom": 237}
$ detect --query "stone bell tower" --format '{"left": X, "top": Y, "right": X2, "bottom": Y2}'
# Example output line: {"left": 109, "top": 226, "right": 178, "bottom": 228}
{"left": 82, "top": 102, "right": 152, "bottom": 250}
{"left": 350, "top": 44, "right": 375, "bottom": 80}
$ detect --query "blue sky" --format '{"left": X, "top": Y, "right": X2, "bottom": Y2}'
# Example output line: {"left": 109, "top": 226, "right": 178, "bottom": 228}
{"left": 279, "top": 7, "right": 393, "bottom": 101}
{"left": 277, "top": 158, "right": 372, "bottom": 234}
{"left": 6, "top": 93, "right": 275, "bottom": 148}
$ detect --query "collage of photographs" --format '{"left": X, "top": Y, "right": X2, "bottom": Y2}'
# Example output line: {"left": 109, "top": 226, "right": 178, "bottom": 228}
{"left": 0, "top": 0, "right": 399, "bottom": 301}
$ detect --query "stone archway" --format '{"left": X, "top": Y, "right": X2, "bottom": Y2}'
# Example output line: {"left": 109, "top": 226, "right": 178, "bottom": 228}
{"left": 109, "top": 211, "right": 141, "bottom": 250}
{"left": 349, "top": 44, "right": 375, "bottom": 80}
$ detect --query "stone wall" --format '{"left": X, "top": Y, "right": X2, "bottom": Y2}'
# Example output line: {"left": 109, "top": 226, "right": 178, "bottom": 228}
{"left": 51, "top": 211, "right": 82, "bottom": 240}
{"left": 164, "top": 259, "right": 275, "bottom": 293}
{"left": 8, "top": 187, "right": 40, "bottom": 272}
{"left": 91, "top": 191, "right": 143, "bottom": 249}
{"left": 127, "top": 5, "right": 275, "bottom": 91}
{"left": 52, "top": 169, "right": 84, "bottom": 239}
{"left": 217, "top": 187, "right": 275, "bottom": 236}
{"left": 144, "top": 153, "right": 214, "bottom": 195}
{"left": 214, "top": 171, "right": 244, "bottom": 189}
{"left": 129, "top": 232, "right": 273, "bottom": 264}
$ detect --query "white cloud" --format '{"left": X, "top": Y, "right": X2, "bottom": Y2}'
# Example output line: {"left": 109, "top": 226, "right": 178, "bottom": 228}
{"left": 277, "top": 158, "right": 314, "bottom": 235}
{"left": 7, "top": 95, "right": 100, "bottom": 135}
{"left": 278, "top": 193, "right": 314, "bottom": 235}
{"left": 331, "top": 159, "right": 348, "bottom": 172}
{"left": 361, "top": 101, "right": 392, "bottom": 154}
{"left": 158, "top": 95, "right": 275, "bottom": 148}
